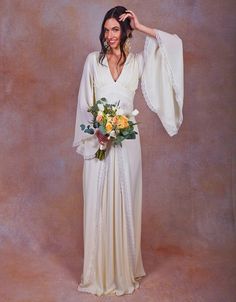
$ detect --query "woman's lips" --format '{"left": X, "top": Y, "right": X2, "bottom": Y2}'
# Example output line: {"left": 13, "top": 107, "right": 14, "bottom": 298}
{"left": 109, "top": 40, "right": 117, "bottom": 44}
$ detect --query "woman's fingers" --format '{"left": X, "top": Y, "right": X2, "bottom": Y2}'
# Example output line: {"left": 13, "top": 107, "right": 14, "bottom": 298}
{"left": 119, "top": 10, "right": 138, "bottom": 29}
{"left": 119, "top": 13, "right": 126, "bottom": 18}
{"left": 125, "top": 10, "right": 136, "bottom": 18}
{"left": 125, "top": 10, "right": 135, "bottom": 15}
{"left": 119, "top": 16, "right": 130, "bottom": 22}
{"left": 118, "top": 10, "right": 140, "bottom": 31}
{"left": 96, "top": 130, "right": 109, "bottom": 144}
{"left": 119, "top": 12, "right": 133, "bottom": 21}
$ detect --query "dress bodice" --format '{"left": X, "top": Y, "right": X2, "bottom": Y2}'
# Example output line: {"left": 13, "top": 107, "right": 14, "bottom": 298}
{"left": 92, "top": 51, "right": 140, "bottom": 114}
{"left": 73, "top": 29, "right": 184, "bottom": 159}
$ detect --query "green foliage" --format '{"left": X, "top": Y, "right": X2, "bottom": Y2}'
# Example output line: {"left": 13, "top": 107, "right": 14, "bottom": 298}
{"left": 99, "top": 125, "right": 106, "bottom": 135}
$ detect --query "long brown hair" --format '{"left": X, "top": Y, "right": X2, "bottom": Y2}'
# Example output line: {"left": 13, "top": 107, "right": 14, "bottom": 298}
{"left": 99, "top": 6, "right": 133, "bottom": 66}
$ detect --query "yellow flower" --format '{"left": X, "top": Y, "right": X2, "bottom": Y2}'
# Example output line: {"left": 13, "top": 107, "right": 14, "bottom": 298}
{"left": 105, "top": 122, "right": 113, "bottom": 133}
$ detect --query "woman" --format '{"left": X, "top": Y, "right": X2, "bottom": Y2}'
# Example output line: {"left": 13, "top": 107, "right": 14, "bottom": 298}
{"left": 73, "top": 6, "right": 184, "bottom": 296}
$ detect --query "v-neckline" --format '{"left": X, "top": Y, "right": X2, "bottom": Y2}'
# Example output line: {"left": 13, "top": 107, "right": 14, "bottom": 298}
{"left": 105, "top": 53, "right": 130, "bottom": 83}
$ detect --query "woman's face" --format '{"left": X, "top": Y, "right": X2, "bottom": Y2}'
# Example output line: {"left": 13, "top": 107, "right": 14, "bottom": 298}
{"left": 104, "top": 18, "right": 121, "bottom": 50}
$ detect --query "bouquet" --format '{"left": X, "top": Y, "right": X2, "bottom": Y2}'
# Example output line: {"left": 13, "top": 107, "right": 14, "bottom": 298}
{"left": 80, "top": 97, "right": 139, "bottom": 160}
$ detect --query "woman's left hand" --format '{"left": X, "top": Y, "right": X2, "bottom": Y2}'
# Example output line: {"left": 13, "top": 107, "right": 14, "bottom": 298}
{"left": 96, "top": 129, "right": 109, "bottom": 145}
{"left": 119, "top": 10, "right": 142, "bottom": 30}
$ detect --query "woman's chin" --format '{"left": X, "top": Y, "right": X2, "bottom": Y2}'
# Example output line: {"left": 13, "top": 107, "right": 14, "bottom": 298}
{"left": 110, "top": 44, "right": 120, "bottom": 50}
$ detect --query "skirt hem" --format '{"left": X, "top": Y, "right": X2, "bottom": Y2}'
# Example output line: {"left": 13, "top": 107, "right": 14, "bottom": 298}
{"left": 77, "top": 273, "right": 146, "bottom": 297}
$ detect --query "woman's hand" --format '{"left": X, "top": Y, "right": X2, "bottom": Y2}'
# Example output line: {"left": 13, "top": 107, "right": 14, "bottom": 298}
{"left": 119, "top": 10, "right": 142, "bottom": 31}
{"left": 119, "top": 10, "right": 156, "bottom": 38}
{"left": 96, "top": 129, "right": 109, "bottom": 145}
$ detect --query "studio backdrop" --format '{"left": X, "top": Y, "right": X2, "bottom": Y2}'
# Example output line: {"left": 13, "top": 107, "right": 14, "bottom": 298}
{"left": 0, "top": 0, "right": 235, "bottom": 300}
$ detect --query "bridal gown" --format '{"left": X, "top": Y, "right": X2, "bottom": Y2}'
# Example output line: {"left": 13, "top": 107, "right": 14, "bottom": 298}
{"left": 72, "top": 29, "right": 184, "bottom": 296}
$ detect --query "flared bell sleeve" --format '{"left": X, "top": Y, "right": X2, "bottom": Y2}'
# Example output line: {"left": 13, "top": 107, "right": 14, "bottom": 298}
{"left": 72, "top": 53, "right": 99, "bottom": 159}
{"left": 138, "top": 29, "right": 184, "bottom": 136}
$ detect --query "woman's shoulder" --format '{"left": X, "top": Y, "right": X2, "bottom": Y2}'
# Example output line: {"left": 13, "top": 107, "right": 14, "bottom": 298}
{"left": 86, "top": 51, "right": 100, "bottom": 61}
{"left": 127, "top": 52, "right": 143, "bottom": 67}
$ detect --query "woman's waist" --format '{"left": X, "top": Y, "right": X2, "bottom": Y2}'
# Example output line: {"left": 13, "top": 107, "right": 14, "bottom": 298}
{"left": 95, "top": 84, "right": 135, "bottom": 101}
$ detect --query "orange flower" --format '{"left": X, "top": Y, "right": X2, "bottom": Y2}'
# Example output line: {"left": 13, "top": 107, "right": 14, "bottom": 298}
{"left": 96, "top": 114, "right": 103, "bottom": 123}
{"left": 105, "top": 122, "right": 113, "bottom": 133}
{"left": 112, "top": 116, "right": 119, "bottom": 125}
{"left": 117, "top": 115, "right": 129, "bottom": 129}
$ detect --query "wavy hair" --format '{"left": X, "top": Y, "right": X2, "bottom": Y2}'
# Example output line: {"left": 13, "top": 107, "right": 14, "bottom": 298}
{"left": 99, "top": 6, "right": 133, "bottom": 66}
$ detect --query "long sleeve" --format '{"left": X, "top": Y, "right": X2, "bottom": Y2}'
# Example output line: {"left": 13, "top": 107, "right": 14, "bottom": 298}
{"left": 137, "top": 29, "right": 184, "bottom": 136}
{"left": 72, "top": 52, "right": 99, "bottom": 159}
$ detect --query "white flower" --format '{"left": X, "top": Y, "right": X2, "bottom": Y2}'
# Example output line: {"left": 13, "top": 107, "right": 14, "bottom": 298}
{"left": 109, "top": 130, "right": 116, "bottom": 138}
{"left": 98, "top": 104, "right": 104, "bottom": 111}
{"left": 116, "top": 108, "right": 124, "bottom": 115}
{"left": 131, "top": 109, "right": 139, "bottom": 116}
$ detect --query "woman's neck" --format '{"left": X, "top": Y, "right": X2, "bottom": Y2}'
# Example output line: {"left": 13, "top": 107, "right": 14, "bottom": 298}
{"left": 108, "top": 48, "right": 120, "bottom": 57}
{"left": 107, "top": 48, "right": 129, "bottom": 59}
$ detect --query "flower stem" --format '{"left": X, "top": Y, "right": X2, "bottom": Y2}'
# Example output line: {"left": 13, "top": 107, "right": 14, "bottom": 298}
{"left": 95, "top": 149, "right": 106, "bottom": 160}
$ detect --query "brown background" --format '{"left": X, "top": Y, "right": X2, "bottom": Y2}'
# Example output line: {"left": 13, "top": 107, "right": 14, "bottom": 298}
{"left": 1, "top": 0, "right": 235, "bottom": 301}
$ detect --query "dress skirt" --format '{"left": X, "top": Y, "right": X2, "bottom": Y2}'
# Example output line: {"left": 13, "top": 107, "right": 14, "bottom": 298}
{"left": 78, "top": 129, "right": 146, "bottom": 296}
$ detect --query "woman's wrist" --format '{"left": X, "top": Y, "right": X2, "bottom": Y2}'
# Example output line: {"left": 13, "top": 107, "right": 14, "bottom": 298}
{"left": 96, "top": 129, "right": 109, "bottom": 144}
{"left": 136, "top": 23, "right": 156, "bottom": 38}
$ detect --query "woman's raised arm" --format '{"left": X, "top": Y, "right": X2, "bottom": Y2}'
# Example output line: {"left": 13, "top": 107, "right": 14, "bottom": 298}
{"left": 119, "top": 10, "right": 156, "bottom": 38}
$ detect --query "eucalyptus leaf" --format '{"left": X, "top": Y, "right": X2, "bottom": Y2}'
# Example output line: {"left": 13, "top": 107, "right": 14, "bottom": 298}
{"left": 122, "top": 130, "right": 129, "bottom": 136}
{"left": 84, "top": 128, "right": 94, "bottom": 135}
{"left": 99, "top": 125, "right": 106, "bottom": 135}
{"left": 126, "top": 133, "right": 136, "bottom": 139}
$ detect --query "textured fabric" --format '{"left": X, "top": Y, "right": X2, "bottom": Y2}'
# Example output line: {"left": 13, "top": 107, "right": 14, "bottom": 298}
{"left": 72, "top": 29, "right": 184, "bottom": 296}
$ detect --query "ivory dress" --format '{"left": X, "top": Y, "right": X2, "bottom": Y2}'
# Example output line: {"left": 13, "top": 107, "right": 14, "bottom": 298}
{"left": 72, "top": 29, "right": 184, "bottom": 296}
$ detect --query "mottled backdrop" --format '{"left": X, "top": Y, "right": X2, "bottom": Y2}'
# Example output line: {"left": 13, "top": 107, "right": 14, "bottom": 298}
{"left": 0, "top": 0, "right": 235, "bottom": 301}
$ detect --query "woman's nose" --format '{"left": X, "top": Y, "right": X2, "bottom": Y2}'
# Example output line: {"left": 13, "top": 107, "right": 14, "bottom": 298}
{"left": 108, "top": 31, "right": 113, "bottom": 39}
